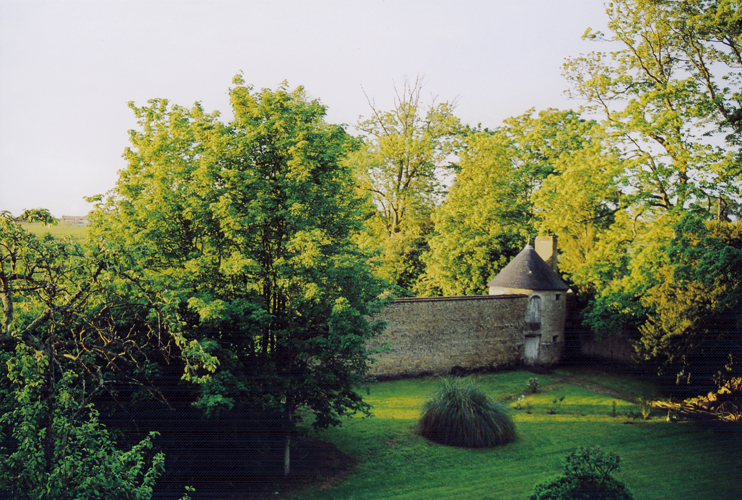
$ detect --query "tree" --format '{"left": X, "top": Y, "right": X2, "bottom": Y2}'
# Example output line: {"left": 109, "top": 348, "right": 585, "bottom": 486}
{"left": 564, "top": 0, "right": 741, "bottom": 215}
{"left": 91, "top": 76, "right": 386, "bottom": 475}
{"left": 0, "top": 350, "right": 166, "bottom": 500}
{"left": 417, "top": 130, "right": 527, "bottom": 296}
{"left": 345, "top": 76, "right": 462, "bottom": 292}
{"left": 420, "top": 109, "right": 599, "bottom": 296}
{"left": 0, "top": 212, "right": 177, "bottom": 499}
{"left": 633, "top": 212, "right": 742, "bottom": 386}
{"left": 558, "top": 1, "right": 742, "bottom": 378}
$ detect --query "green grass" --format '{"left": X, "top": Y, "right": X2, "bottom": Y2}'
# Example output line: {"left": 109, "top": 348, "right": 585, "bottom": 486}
{"left": 289, "top": 370, "right": 742, "bottom": 500}
{"left": 552, "top": 366, "right": 664, "bottom": 400}
{"left": 20, "top": 222, "right": 88, "bottom": 240}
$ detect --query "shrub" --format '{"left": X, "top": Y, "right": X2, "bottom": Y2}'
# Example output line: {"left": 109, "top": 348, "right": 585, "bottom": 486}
{"left": 527, "top": 377, "right": 541, "bottom": 393}
{"left": 548, "top": 396, "right": 566, "bottom": 414}
{"left": 0, "top": 360, "right": 167, "bottom": 500}
{"left": 530, "top": 447, "right": 634, "bottom": 500}
{"left": 418, "top": 378, "right": 516, "bottom": 448}
{"left": 639, "top": 398, "right": 652, "bottom": 420}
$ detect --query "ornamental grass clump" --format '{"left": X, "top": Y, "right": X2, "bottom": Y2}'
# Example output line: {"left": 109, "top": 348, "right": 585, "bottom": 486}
{"left": 418, "top": 377, "right": 516, "bottom": 448}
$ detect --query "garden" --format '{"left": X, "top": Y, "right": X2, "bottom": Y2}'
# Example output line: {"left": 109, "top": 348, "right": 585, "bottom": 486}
{"left": 278, "top": 367, "right": 741, "bottom": 500}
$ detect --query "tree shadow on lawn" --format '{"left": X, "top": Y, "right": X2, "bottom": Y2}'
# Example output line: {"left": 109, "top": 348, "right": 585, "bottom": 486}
{"left": 246, "top": 438, "right": 357, "bottom": 500}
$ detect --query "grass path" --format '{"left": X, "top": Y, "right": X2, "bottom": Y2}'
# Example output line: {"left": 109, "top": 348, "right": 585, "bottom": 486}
{"left": 282, "top": 369, "right": 741, "bottom": 500}
{"left": 550, "top": 374, "right": 637, "bottom": 402}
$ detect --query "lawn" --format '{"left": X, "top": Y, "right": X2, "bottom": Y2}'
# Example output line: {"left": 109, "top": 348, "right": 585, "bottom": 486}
{"left": 287, "top": 369, "right": 741, "bottom": 500}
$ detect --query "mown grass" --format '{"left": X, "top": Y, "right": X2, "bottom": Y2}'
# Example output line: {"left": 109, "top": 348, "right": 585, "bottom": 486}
{"left": 20, "top": 222, "right": 88, "bottom": 240}
{"left": 290, "top": 370, "right": 741, "bottom": 500}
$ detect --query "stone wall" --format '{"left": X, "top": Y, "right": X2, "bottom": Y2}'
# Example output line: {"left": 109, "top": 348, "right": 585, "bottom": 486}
{"left": 367, "top": 295, "right": 530, "bottom": 378}
{"left": 576, "top": 330, "right": 639, "bottom": 364}
{"left": 564, "top": 295, "right": 639, "bottom": 365}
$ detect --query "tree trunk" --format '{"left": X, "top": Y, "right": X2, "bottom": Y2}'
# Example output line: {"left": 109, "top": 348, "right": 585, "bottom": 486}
{"left": 283, "top": 432, "right": 291, "bottom": 477}
{"left": 43, "top": 360, "right": 55, "bottom": 475}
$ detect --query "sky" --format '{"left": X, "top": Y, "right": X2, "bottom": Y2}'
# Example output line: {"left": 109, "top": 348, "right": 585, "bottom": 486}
{"left": 0, "top": 0, "right": 609, "bottom": 217}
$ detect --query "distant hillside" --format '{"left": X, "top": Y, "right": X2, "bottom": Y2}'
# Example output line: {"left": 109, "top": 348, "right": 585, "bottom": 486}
{"left": 20, "top": 221, "right": 88, "bottom": 240}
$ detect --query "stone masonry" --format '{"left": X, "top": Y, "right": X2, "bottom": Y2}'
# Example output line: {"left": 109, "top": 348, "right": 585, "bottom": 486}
{"left": 367, "top": 294, "right": 530, "bottom": 378}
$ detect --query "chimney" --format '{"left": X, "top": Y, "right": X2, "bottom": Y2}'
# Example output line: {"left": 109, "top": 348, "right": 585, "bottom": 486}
{"left": 535, "top": 235, "right": 558, "bottom": 273}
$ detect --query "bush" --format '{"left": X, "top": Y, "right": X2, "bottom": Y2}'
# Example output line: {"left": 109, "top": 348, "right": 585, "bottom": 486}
{"left": 0, "top": 357, "right": 167, "bottom": 500}
{"left": 530, "top": 447, "right": 634, "bottom": 500}
{"left": 527, "top": 377, "right": 541, "bottom": 393}
{"left": 418, "top": 378, "right": 516, "bottom": 448}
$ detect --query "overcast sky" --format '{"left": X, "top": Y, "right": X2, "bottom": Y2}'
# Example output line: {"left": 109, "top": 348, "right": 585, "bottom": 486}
{"left": 0, "top": 0, "right": 609, "bottom": 217}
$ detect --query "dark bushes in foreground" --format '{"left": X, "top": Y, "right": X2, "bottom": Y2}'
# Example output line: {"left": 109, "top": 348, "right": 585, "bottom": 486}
{"left": 530, "top": 447, "right": 634, "bottom": 500}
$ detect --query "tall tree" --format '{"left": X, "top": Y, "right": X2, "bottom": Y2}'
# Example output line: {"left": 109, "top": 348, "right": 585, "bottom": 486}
{"left": 418, "top": 130, "right": 528, "bottom": 296}
{"left": 564, "top": 0, "right": 741, "bottom": 214}
{"left": 531, "top": 122, "right": 627, "bottom": 295}
{"left": 634, "top": 213, "right": 742, "bottom": 385}
{"left": 420, "top": 109, "right": 598, "bottom": 296}
{"left": 559, "top": 0, "right": 742, "bottom": 385}
{"left": 346, "top": 77, "right": 462, "bottom": 292}
{"left": 91, "top": 76, "right": 386, "bottom": 475}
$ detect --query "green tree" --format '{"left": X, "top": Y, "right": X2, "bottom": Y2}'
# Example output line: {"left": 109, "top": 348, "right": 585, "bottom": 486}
{"left": 634, "top": 213, "right": 742, "bottom": 384}
{"left": 0, "top": 212, "right": 176, "bottom": 499}
{"left": 557, "top": 1, "right": 742, "bottom": 372}
{"left": 418, "top": 130, "right": 527, "bottom": 296}
{"left": 0, "top": 347, "right": 165, "bottom": 500}
{"left": 420, "top": 109, "right": 598, "bottom": 296}
{"left": 91, "top": 76, "right": 386, "bottom": 475}
{"left": 564, "top": 0, "right": 741, "bottom": 214}
{"left": 346, "top": 76, "right": 462, "bottom": 292}
{"left": 531, "top": 122, "right": 628, "bottom": 295}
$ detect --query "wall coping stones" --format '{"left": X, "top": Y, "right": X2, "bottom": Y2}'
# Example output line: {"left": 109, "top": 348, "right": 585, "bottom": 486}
{"left": 392, "top": 294, "right": 527, "bottom": 304}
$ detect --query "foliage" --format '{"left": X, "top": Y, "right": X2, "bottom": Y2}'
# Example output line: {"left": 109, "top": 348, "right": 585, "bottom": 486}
{"left": 527, "top": 377, "right": 541, "bottom": 393}
{"left": 530, "top": 447, "right": 634, "bottom": 500}
{"left": 0, "top": 346, "right": 165, "bottom": 500}
{"left": 417, "top": 130, "right": 526, "bottom": 296}
{"left": 90, "top": 76, "right": 387, "bottom": 474}
{"left": 346, "top": 76, "right": 462, "bottom": 292}
{"left": 628, "top": 213, "right": 742, "bottom": 384}
{"left": 418, "top": 377, "right": 516, "bottom": 448}
{"left": 0, "top": 212, "right": 204, "bottom": 498}
{"left": 565, "top": 0, "right": 741, "bottom": 214}
{"left": 421, "top": 109, "right": 601, "bottom": 296}
{"left": 529, "top": 121, "right": 627, "bottom": 295}
{"left": 557, "top": 1, "right": 742, "bottom": 377}
{"left": 18, "top": 209, "right": 58, "bottom": 227}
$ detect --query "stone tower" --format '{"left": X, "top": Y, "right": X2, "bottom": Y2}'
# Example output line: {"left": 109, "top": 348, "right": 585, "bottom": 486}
{"left": 487, "top": 241, "right": 569, "bottom": 366}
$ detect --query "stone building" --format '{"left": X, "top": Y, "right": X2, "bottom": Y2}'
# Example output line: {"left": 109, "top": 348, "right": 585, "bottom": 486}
{"left": 487, "top": 237, "right": 569, "bottom": 366}
{"left": 367, "top": 236, "right": 570, "bottom": 377}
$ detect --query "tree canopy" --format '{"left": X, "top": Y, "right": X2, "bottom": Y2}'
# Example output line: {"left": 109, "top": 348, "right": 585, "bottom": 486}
{"left": 90, "top": 76, "right": 387, "bottom": 474}
{"left": 346, "top": 77, "right": 462, "bottom": 292}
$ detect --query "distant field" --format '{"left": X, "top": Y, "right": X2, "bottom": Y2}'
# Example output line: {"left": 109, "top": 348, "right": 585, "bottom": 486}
{"left": 20, "top": 222, "right": 89, "bottom": 240}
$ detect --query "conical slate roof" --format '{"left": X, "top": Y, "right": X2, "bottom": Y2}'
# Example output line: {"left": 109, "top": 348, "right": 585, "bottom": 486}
{"left": 488, "top": 244, "right": 569, "bottom": 291}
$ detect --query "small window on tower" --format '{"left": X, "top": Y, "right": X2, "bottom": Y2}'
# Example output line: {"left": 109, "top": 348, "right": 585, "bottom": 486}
{"left": 527, "top": 296, "right": 541, "bottom": 331}
{"left": 556, "top": 294, "right": 561, "bottom": 301}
